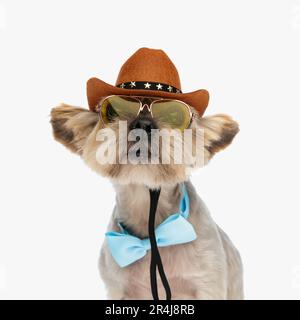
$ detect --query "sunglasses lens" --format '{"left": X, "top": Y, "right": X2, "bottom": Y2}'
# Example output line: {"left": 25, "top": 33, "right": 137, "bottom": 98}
{"left": 151, "top": 100, "right": 191, "bottom": 130}
{"left": 100, "top": 96, "right": 140, "bottom": 123}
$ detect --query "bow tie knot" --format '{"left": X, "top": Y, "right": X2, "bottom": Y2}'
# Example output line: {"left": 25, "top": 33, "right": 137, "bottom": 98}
{"left": 105, "top": 185, "right": 197, "bottom": 268}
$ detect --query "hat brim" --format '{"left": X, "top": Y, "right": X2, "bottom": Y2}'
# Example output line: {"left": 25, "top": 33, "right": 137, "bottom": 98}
{"left": 87, "top": 77, "right": 209, "bottom": 117}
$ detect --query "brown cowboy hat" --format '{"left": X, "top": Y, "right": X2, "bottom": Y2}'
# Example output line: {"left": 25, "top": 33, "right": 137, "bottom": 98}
{"left": 87, "top": 48, "right": 209, "bottom": 116}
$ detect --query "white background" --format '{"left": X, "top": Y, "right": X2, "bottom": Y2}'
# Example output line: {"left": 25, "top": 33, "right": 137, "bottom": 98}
{"left": 0, "top": 0, "right": 300, "bottom": 300}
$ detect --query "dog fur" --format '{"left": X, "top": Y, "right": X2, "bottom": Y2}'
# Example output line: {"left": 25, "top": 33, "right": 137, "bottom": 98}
{"left": 50, "top": 103, "right": 243, "bottom": 299}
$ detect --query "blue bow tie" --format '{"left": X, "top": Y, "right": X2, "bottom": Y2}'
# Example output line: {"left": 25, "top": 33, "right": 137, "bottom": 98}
{"left": 105, "top": 184, "right": 197, "bottom": 268}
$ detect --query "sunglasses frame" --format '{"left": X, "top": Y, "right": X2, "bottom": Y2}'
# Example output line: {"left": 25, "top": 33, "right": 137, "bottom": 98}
{"left": 96, "top": 95, "right": 194, "bottom": 129}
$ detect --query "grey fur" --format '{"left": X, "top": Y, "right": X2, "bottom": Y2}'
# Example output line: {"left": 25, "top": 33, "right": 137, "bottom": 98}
{"left": 100, "top": 181, "right": 243, "bottom": 299}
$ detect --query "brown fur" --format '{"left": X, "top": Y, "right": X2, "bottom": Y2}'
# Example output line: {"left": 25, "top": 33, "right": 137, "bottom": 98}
{"left": 50, "top": 105, "right": 239, "bottom": 186}
{"left": 50, "top": 104, "right": 99, "bottom": 154}
{"left": 198, "top": 114, "right": 239, "bottom": 159}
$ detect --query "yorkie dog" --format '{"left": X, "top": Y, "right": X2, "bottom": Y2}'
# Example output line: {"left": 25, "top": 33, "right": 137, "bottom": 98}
{"left": 51, "top": 48, "right": 243, "bottom": 299}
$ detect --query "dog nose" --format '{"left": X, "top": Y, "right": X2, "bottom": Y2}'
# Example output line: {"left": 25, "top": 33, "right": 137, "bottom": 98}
{"left": 130, "top": 117, "right": 157, "bottom": 134}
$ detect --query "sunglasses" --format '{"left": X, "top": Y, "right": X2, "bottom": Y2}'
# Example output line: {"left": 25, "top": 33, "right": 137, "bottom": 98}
{"left": 97, "top": 95, "right": 193, "bottom": 131}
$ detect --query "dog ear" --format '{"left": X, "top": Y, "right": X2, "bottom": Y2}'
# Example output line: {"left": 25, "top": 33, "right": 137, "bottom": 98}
{"left": 50, "top": 104, "right": 99, "bottom": 155}
{"left": 199, "top": 114, "right": 239, "bottom": 159}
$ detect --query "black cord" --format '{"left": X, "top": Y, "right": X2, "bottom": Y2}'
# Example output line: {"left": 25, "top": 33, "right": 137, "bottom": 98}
{"left": 148, "top": 188, "right": 172, "bottom": 300}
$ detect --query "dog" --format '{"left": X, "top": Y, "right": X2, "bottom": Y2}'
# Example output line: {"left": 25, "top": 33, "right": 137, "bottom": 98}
{"left": 50, "top": 48, "right": 243, "bottom": 300}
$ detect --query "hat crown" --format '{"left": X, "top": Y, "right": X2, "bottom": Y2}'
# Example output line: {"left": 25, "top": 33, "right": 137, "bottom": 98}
{"left": 116, "top": 48, "right": 181, "bottom": 90}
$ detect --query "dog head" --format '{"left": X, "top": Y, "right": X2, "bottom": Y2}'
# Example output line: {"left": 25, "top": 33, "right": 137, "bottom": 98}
{"left": 51, "top": 100, "right": 239, "bottom": 188}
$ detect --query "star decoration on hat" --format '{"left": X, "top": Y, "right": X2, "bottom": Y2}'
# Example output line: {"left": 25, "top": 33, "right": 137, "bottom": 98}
{"left": 116, "top": 81, "right": 182, "bottom": 93}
